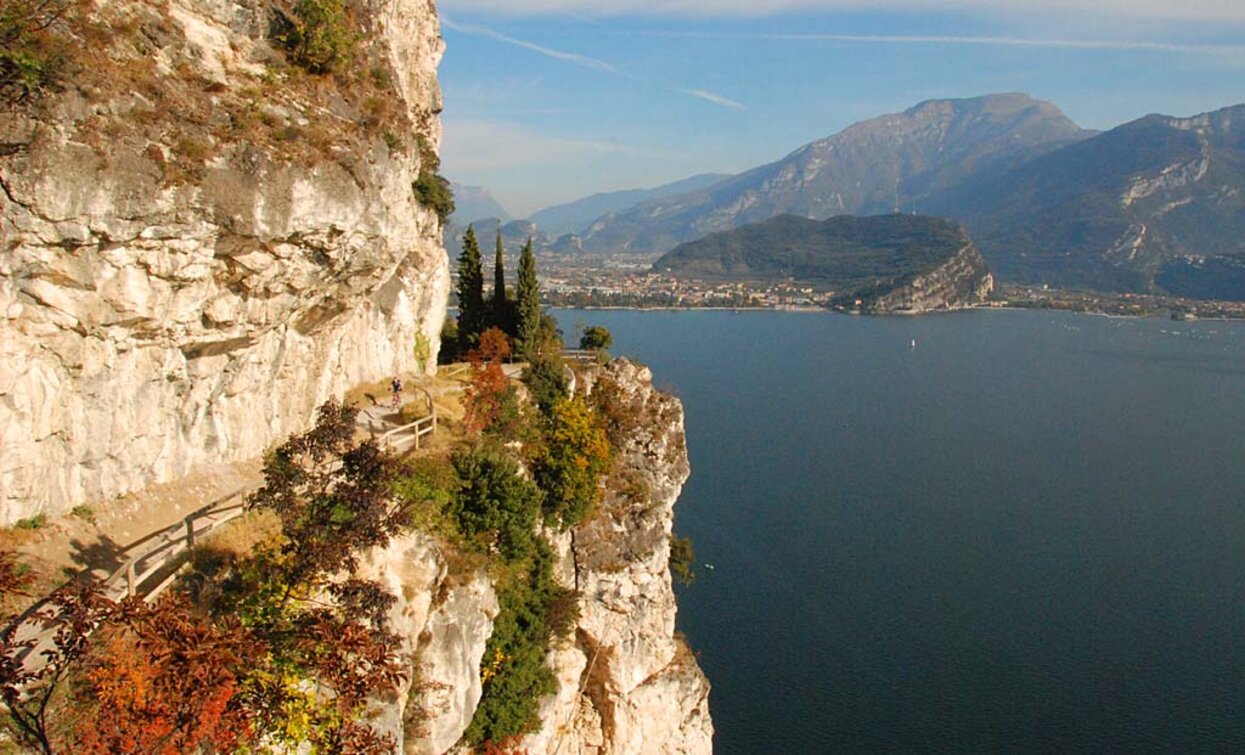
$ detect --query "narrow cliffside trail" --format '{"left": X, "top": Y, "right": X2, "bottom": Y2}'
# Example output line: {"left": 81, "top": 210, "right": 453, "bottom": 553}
{"left": 6, "top": 372, "right": 450, "bottom": 602}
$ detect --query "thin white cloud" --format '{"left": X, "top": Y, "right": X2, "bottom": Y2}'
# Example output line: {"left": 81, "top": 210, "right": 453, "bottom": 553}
{"left": 676, "top": 87, "right": 747, "bottom": 109}
{"left": 440, "top": 0, "right": 1245, "bottom": 23}
{"left": 648, "top": 30, "right": 1245, "bottom": 56}
{"left": 442, "top": 16, "right": 749, "bottom": 110}
{"left": 441, "top": 15, "right": 618, "bottom": 73}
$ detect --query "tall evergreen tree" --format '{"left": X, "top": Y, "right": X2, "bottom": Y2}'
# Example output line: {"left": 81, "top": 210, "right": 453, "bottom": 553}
{"left": 491, "top": 230, "right": 511, "bottom": 335}
{"left": 457, "top": 225, "right": 486, "bottom": 350}
{"left": 514, "top": 237, "right": 541, "bottom": 358}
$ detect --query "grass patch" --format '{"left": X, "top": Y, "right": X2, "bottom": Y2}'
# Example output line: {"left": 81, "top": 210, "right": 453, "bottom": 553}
{"left": 13, "top": 514, "right": 46, "bottom": 531}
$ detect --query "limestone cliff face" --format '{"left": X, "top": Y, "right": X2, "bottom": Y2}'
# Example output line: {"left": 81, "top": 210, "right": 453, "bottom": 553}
{"left": 864, "top": 243, "right": 994, "bottom": 314}
{"left": 0, "top": 0, "right": 449, "bottom": 523}
{"left": 364, "top": 361, "right": 713, "bottom": 753}
{"left": 526, "top": 360, "right": 712, "bottom": 755}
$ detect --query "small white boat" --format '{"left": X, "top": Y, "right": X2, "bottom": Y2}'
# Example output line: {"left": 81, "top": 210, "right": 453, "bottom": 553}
{"left": 910, "top": 339, "right": 917, "bottom": 349}
{"left": 703, "top": 563, "right": 715, "bottom": 571}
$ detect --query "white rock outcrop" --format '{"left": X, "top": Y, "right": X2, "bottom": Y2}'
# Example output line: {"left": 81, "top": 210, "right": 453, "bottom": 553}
{"left": 526, "top": 360, "right": 713, "bottom": 754}
{"left": 358, "top": 532, "right": 501, "bottom": 753}
{"left": 0, "top": 0, "right": 448, "bottom": 523}
{"left": 362, "top": 362, "right": 713, "bottom": 753}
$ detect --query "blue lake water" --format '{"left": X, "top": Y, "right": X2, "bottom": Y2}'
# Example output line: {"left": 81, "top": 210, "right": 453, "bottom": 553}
{"left": 553, "top": 308, "right": 1245, "bottom": 753}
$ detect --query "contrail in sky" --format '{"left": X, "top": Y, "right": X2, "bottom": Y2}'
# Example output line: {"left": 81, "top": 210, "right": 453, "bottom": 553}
{"left": 442, "top": 15, "right": 750, "bottom": 109}
{"left": 677, "top": 88, "right": 747, "bottom": 109}
{"left": 641, "top": 29, "right": 1245, "bottom": 56}
{"left": 442, "top": 15, "right": 618, "bottom": 73}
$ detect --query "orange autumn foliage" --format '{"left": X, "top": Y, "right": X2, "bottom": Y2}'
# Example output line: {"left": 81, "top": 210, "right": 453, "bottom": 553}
{"left": 465, "top": 327, "right": 513, "bottom": 433}
{"left": 74, "top": 600, "right": 254, "bottom": 754}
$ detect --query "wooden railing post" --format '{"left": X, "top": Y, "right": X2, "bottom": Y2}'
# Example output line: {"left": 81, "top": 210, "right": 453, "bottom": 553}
{"left": 126, "top": 561, "right": 136, "bottom": 597}
{"left": 185, "top": 516, "right": 195, "bottom": 548}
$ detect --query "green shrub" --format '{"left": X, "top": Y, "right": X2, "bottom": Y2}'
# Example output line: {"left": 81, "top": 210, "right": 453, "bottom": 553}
{"left": 382, "top": 129, "right": 401, "bottom": 152}
{"left": 0, "top": 0, "right": 75, "bottom": 104}
{"left": 393, "top": 456, "right": 459, "bottom": 535}
{"left": 531, "top": 397, "right": 611, "bottom": 528}
{"left": 70, "top": 505, "right": 96, "bottom": 524}
{"left": 274, "top": 0, "right": 356, "bottom": 74}
{"left": 579, "top": 325, "right": 613, "bottom": 354}
{"left": 412, "top": 134, "right": 455, "bottom": 222}
{"left": 465, "top": 542, "right": 573, "bottom": 745}
{"left": 413, "top": 170, "right": 454, "bottom": 222}
{"left": 521, "top": 350, "right": 568, "bottom": 415}
{"left": 449, "top": 448, "right": 542, "bottom": 562}
{"left": 14, "top": 514, "right": 46, "bottom": 530}
{"left": 438, "top": 319, "right": 461, "bottom": 364}
{"left": 669, "top": 534, "right": 696, "bottom": 585}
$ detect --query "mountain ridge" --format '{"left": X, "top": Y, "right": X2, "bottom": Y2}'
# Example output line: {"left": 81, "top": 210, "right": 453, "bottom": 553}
{"left": 529, "top": 173, "right": 732, "bottom": 237}
{"left": 579, "top": 93, "right": 1091, "bottom": 254}
{"left": 935, "top": 102, "right": 1245, "bottom": 296}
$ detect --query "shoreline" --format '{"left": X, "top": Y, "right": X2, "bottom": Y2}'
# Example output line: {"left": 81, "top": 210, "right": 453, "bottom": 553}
{"left": 550, "top": 301, "right": 1245, "bottom": 321}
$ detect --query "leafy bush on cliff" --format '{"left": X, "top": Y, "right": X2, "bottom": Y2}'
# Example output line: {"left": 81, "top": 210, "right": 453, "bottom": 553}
{"left": 465, "top": 542, "right": 574, "bottom": 746}
{"left": 413, "top": 170, "right": 455, "bottom": 222}
{"left": 413, "top": 134, "right": 455, "bottom": 222}
{"left": 274, "top": 0, "right": 357, "bottom": 74}
{"left": 670, "top": 534, "right": 697, "bottom": 585}
{"left": 0, "top": 0, "right": 75, "bottom": 104}
{"left": 531, "top": 396, "right": 611, "bottom": 527}
{"left": 449, "top": 447, "right": 543, "bottom": 562}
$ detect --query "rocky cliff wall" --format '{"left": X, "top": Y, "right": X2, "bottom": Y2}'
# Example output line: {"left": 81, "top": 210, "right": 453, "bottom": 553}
{"left": 866, "top": 243, "right": 994, "bottom": 314}
{"left": 0, "top": 0, "right": 449, "bottom": 523}
{"left": 364, "top": 361, "right": 713, "bottom": 754}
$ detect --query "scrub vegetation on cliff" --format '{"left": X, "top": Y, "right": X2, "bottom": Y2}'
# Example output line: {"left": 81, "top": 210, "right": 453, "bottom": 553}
{"left": 1, "top": 401, "right": 415, "bottom": 753}
{"left": 0, "top": 296, "right": 640, "bottom": 753}
{"left": 1, "top": 0, "right": 451, "bottom": 193}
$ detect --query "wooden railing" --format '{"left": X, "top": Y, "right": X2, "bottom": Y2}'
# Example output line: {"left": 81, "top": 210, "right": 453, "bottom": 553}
{"left": 102, "top": 494, "right": 249, "bottom": 602}
{"left": 560, "top": 348, "right": 601, "bottom": 364}
{"left": 8, "top": 385, "right": 444, "bottom": 676}
{"left": 378, "top": 413, "right": 436, "bottom": 451}
{"left": 8, "top": 490, "right": 251, "bottom": 675}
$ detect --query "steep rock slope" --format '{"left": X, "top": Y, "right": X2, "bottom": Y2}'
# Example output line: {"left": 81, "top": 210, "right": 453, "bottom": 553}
{"left": 860, "top": 243, "right": 994, "bottom": 314}
{"left": 581, "top": 93, "right": 1088, "bottom": 254}
{"left": 934, "top": 103, "right": 1245, "bottom": 296}
{"left": 365, "top": 360, "right": 712, "bottom": 754}
{"left": 0, "top": 0, "right": 449, "bottom": 523}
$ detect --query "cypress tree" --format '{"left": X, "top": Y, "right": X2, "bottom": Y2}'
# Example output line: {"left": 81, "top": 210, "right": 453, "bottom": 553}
{"left": 514, "top": 237, "right": 541, "bottom": 358}
{"left": 457, "top": 225, "right": 486, "bottom": 350}
{"left": 492, "top": 230, "right": 511, "bottom": 335}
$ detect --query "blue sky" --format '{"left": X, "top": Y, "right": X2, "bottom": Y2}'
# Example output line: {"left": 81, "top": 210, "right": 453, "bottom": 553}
{"left": 435, "top": 1, "right": 1245, "bottom": 218}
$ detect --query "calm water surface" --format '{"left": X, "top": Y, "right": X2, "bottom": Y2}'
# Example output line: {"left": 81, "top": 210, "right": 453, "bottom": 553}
{"left": 554, "top": 308, "right": 1245, "bottom": 753}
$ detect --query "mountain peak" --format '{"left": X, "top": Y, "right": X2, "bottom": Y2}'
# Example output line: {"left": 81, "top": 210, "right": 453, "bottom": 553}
{"left": 580, "top": 93, "right": 1090, "bottom": 255}
{"left": 448, "top": 182, "right": 512, "bottom": 225}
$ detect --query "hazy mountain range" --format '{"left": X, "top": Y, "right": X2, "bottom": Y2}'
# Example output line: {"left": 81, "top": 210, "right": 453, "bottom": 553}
{"left": 448, "top": 183, "right": 512, "bottom": 227}
{"left": 581, "top": 93, "right": 1091, "bottom": 253}
{"left": 926, "top": 105, "right": 1245, "bottom": 297}
{"left": 458, "top": 93, "right": 1245, "bottom": 300}
{"left": 528, "top": 174, "right": 732, "bottom": 237}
